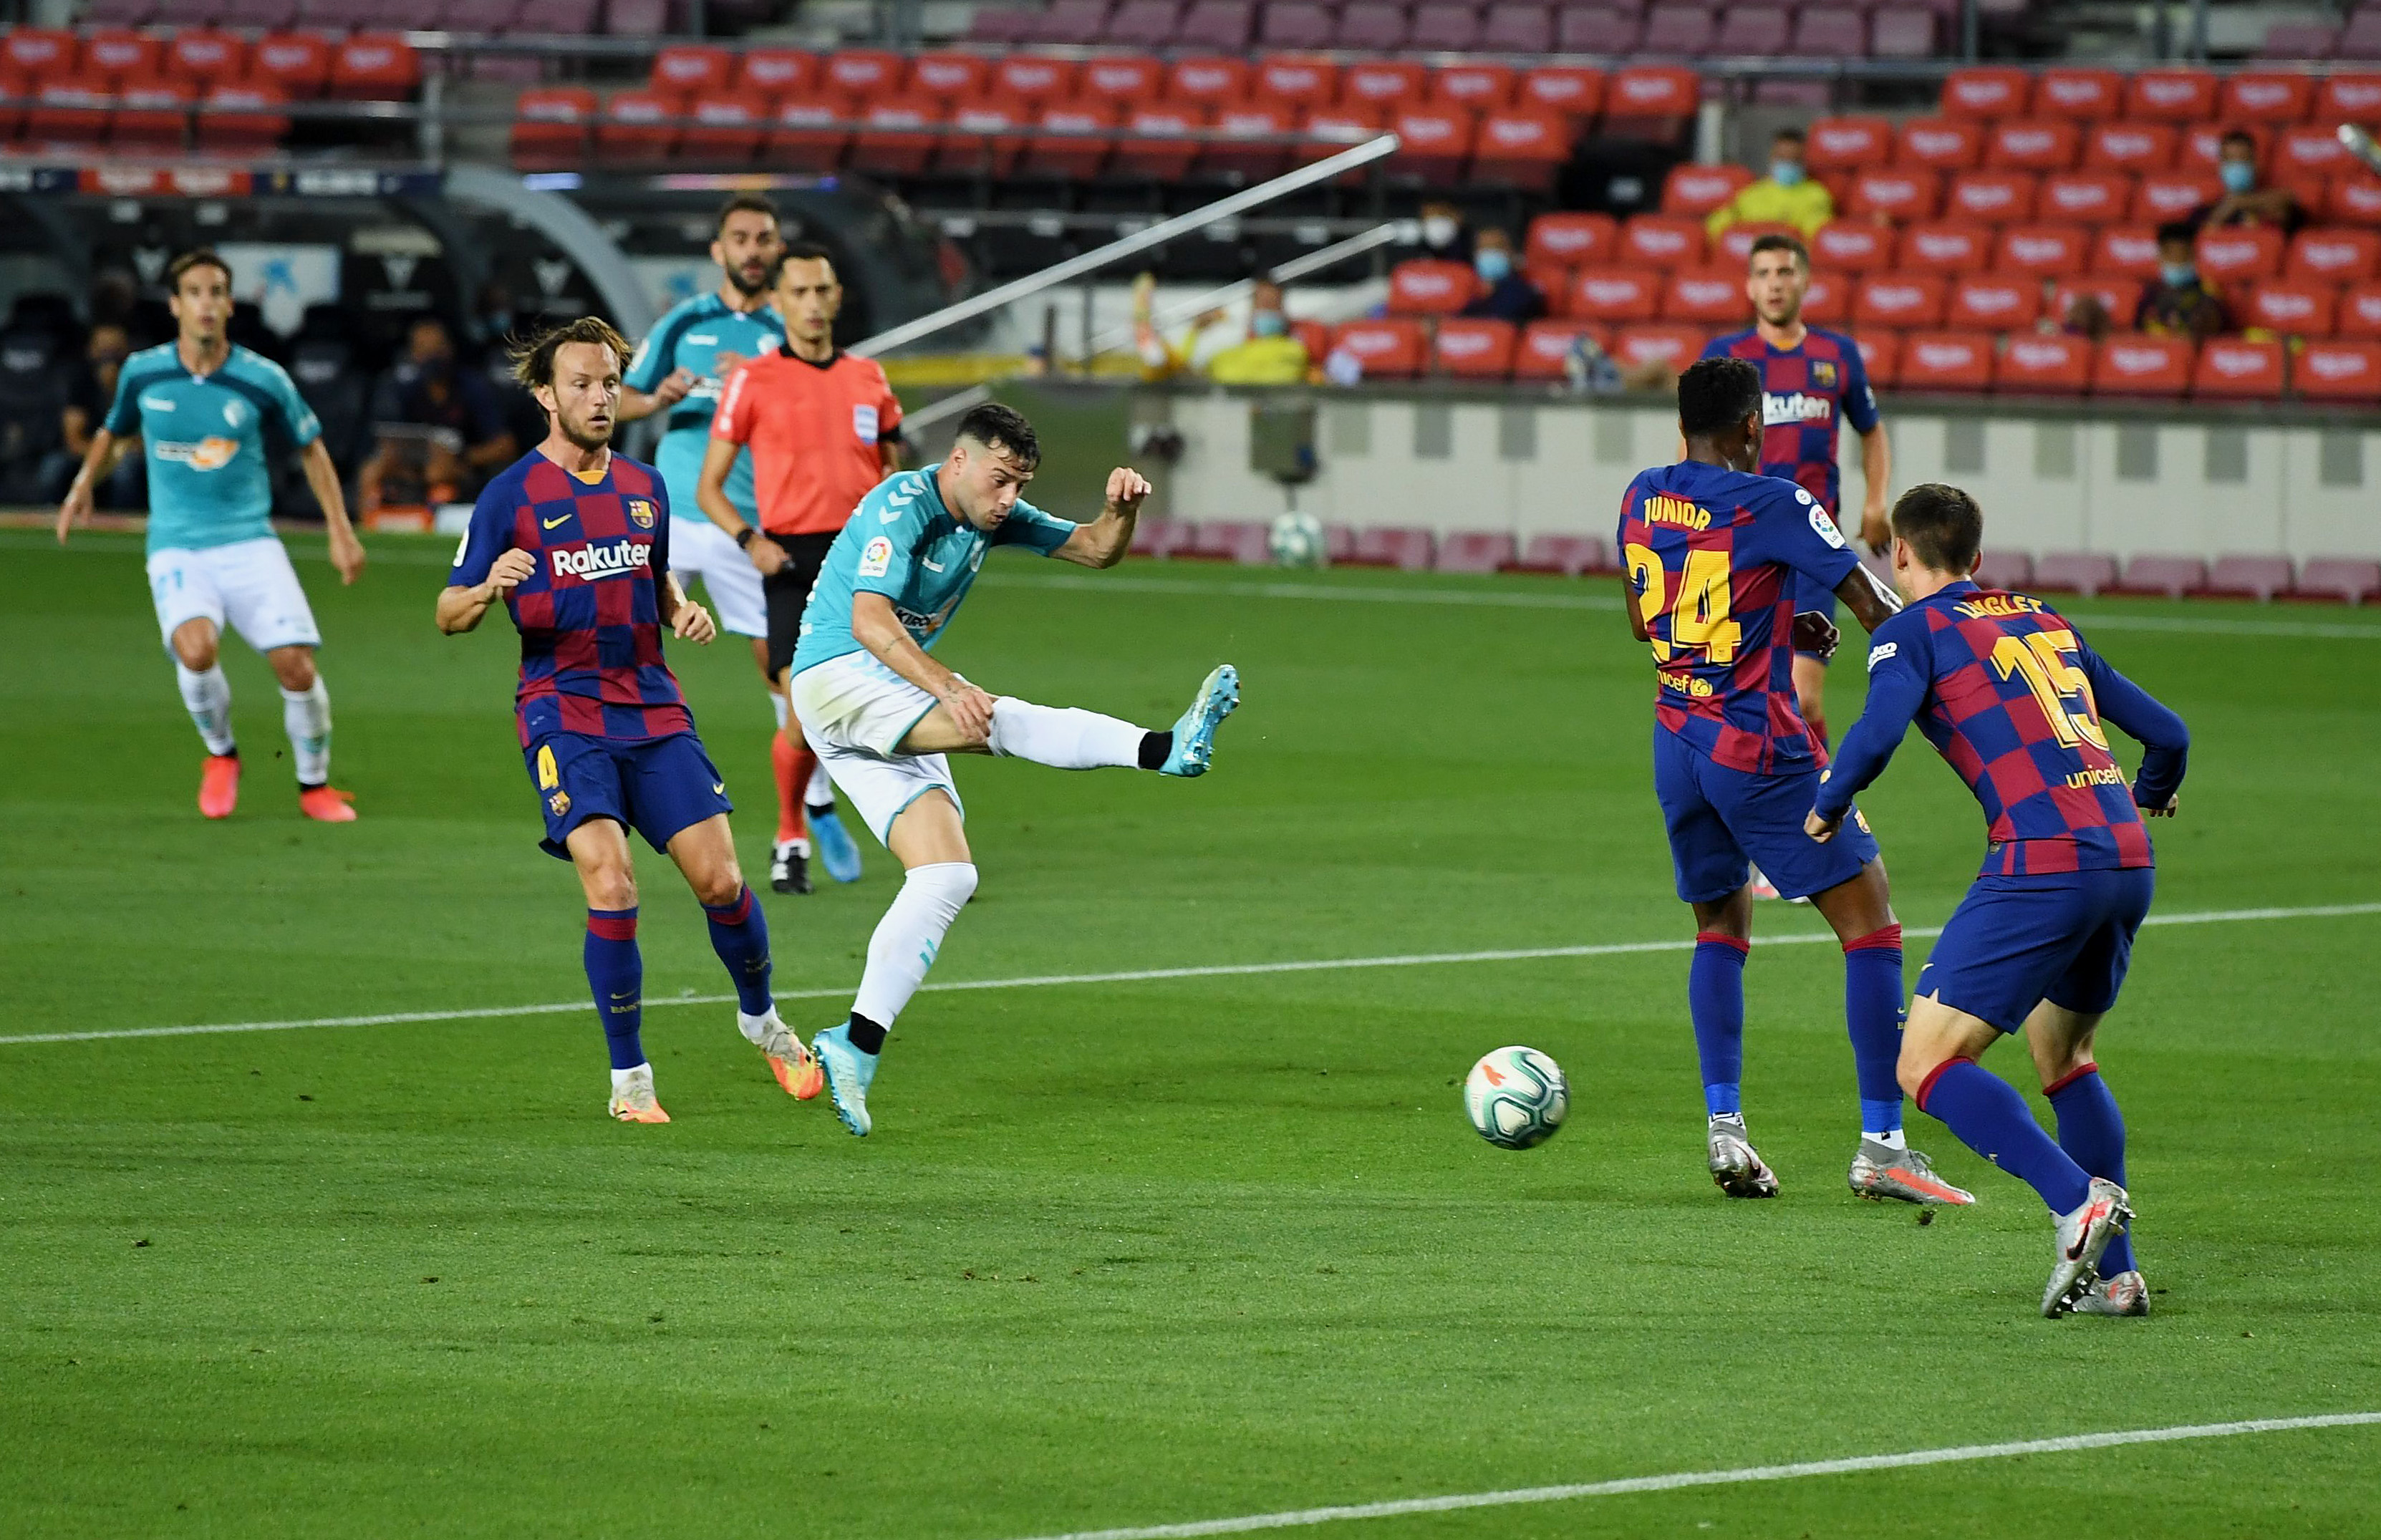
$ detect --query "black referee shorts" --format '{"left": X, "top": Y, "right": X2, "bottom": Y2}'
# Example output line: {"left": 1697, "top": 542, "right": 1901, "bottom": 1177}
{"left": 763, "top": 531, "right": 839, "bottom": 682}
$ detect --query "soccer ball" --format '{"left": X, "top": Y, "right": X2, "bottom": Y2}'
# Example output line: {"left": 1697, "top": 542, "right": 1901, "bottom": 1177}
{"left": 1268, "top": 510, "right": 1326, "bottom": 568}
{"left": 1463, "top": 1045, "right": 1569, "bottom": 1150}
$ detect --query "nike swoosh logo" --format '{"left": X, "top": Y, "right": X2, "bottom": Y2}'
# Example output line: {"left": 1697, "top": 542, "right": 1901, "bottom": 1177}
{"left": 543, "top": 515, "right": 571, "bottom": 529}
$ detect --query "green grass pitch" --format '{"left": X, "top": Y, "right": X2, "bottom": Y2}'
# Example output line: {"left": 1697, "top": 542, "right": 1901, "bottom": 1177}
{"left": 3, "top": 528, "right": 2377, "bottom": 1538}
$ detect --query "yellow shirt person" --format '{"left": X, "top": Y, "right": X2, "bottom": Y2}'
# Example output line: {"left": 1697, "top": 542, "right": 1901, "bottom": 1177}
{"left": 1705, "top": 128, "right": 1835, "bottom": 240}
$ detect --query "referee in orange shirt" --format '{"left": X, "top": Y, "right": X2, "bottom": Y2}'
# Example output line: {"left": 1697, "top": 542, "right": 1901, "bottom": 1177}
{"left": 697, "top": 243, "right": 903, "bottom": 895}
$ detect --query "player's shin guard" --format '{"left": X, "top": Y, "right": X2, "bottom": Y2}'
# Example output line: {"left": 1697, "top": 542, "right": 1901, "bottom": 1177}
{"left": 281, "top": 679, "right": 332, "bottom": 785}
{"left": 851, "top": 863, "right": 978, "bottom": 1040}
{"left": 985, "top": 698, "right": 1147, "bottom": 770}
{"left": 702, "top": 884, "right": 773, "bottom": 1017}
{"left": 1844, "top": 925, "right": 1906, "bottom": 1138}
{"left": 771, "top": 731, "right": 811, "bottom": 847}
{"left": 585, "top": 908, "right": 645, "bottom": 1070}
{"left": 1689, "top": 932, "right": 1748, "bottom": 1118}
{"left": 2048, "top": 1064, "right": 2136, "bottom": 1275}
{"left": 1916, "top": 1057, "right": 2092, "bottom": 1213}
{"left": 176, "top": 663, "right": 236, "bottom": 755}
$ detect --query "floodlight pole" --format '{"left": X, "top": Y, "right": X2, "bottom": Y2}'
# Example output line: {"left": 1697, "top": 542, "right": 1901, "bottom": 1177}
{"left": 1079, "top": 222, "right": 1406, "bottom": 359}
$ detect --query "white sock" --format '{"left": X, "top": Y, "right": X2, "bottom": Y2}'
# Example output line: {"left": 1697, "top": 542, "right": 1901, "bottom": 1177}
{"left": 771, "top": 691, "right": 789, "bottom": 730}
{"left": 985, "top": 697, "right": 1146, "bottom": 770}
{"left": 853, "top": 862, "right": 977, "bottom": 1030}
{"left": 610, "top": 1062, "right": 651, "bottom": 1094}
{"left": 175, "top": 664, "right": 236, "bottom": 755}
{"left": 281, "top": 679, "right": 332, "bottom": 785}
{"left": 737, "top": 1007, "right": 783, "bottom": 1045}
{"left": 1865, "top": 1127, "right": 1908, "bottom": 1151}
{"left": 805, "top": 763, "right": 834, "bottom": 808}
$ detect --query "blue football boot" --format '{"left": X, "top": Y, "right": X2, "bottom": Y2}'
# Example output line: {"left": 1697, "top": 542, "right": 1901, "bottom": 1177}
{"left": 812, "top": 1022, "right": 878, "bottom": 1137}
{"left": 810, "top": 806, "right": 864, "bottom": 884}
{"left": 1159, "top": 664, "right": 1240, "bottom": 778}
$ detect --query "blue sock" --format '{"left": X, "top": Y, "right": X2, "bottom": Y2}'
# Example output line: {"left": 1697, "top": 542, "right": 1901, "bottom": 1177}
{"left": 2048, "top": 1065, "right": 2135, "bottom": 1275}
{"left": 1917, "top": 1058, "right": 2092, "bottom": 1214}
{"left": 585, "top": 907, "right": 644, "bottom": 1070}
{"left": 702, "top": 884, "right": 774, "bottom": 1016}
{"left": 1690, "top": 932, "right": 1747, "bottom": 1118}
{"left": 1845, "top": 924, "right": 1906, "bottom": 1135}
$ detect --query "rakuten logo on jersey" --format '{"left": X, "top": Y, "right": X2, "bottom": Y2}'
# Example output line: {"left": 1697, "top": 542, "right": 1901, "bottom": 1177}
{"left": 550, "top": 541, "right": 652, "bottom": 581}
{"left": 1763, "top": 392, "right": 1833, "bottom": 425}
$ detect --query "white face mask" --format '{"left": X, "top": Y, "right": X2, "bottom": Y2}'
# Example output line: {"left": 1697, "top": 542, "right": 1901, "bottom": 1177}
{"left": 1422, "top": 215, "right": 1459, "bottom": 248}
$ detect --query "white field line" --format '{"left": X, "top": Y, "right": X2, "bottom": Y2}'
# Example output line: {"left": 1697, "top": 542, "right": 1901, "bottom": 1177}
{"left": 1005, "top": 1411, "right": 2381, "bottom": 1540}
{"left": 4, "top": 901, "right": 2374, "bottom": 1050}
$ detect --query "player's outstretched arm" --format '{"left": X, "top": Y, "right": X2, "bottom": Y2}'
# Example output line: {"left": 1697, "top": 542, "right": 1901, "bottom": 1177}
{"left": 2080, "top": 645, "right": 2190, "bottom": 815}
{"left": 1053, "top": 468, "right": 1151, "bottom": 570}
{"left": 54, "top": 427, "right": 132, "bottom": 545}
{"left": 617, "top": 367, "right": 694, "bottom": 425}
{"left": 1832, "top": 561, "right": 1903, "bottom": 634}
{"left": 436, "top": 548, "right": 536, "bottom": 634}
{"left": 299, "top": 438, "right": 367, "bottom": 586}
{"left": 1807, "top": 627, "right": 1927, "bottom": 841}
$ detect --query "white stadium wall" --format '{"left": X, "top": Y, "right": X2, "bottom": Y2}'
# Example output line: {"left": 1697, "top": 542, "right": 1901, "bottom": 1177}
{"left": 1153, "top": 390, "right": 2381, "bottom": 563}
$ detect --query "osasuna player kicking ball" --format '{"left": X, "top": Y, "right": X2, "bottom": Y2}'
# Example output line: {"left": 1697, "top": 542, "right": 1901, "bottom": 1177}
{"left": 55, "top": 247, "right": 365, "bottom": 822}
{"left": 788, "top": 403, "right": 1239, "bottom": 1136}
{"left": 436, "top": 317, "right": 818, "bottom": 1123}
{"left": 1810, "top": 485, "right": 2188, "bottom": 1317}
{"left": 1622, "top": 358, "right": 1968, "bottom": 1206}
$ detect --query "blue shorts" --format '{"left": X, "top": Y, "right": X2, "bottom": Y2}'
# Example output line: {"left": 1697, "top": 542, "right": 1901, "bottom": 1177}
{"left": 1794, "top": 574, "right": 1837, "bottom": 661}
{"left": 523, "top": 731, "right": 733, "bottom": 861}
{"left": 1654, "top": 729, "right": 1879, "bottom": 904}
{"left": 1918, "top": 868, "right": 2155, "bottom": 1032}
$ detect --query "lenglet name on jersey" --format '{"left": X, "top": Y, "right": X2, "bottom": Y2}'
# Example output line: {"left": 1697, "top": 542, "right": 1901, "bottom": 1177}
{"left": 1642, "top": 495, "right": 1711, "bottom": 531}
{"left": 550, "top": 541, "right": 652, "bottom": 581}
{"left": 1955, "top": 594, "right": 2047, "bottom": 619}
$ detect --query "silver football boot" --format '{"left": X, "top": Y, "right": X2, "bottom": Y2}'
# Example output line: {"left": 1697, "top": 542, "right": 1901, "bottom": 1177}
{"left": 1848, "top": 1139, "right": 1977, "bottom": 1206}
{"left": 2043, "top": 1178, "right": 2133, "bottom": 1317}
{"left": 2071, "top": 1269, "right": 2150, "bottom": 1317}
{"left": 1708, "top": 1115, "right": 1779, "bottom": 1198}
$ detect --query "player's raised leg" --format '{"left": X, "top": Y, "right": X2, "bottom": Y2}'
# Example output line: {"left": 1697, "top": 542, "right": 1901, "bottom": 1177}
{"left": 565, "top": 818, "right": 668, "bottom": 1123}
{"left": 2028, "top": 1001, "right": 2145, "bottom": 1314}
{"left": 665, "top": 808, "right": 818, "bottom": 1099}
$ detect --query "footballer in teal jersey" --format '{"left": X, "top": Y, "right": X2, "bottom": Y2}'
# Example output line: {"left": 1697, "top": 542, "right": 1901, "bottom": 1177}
{"left": 55, "top": 247, "right": 366, "bottom": 823}
{"left": 787, "top": 402, "right": 1240, "bottom": 1138}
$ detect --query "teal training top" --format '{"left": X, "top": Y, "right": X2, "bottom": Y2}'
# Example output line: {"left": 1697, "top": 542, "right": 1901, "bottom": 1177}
{"left": 105, "top": 342, "right": 320, "bottom": 555}
{"left": 622, "top": 292, "right": 786, "bottom": 526}
{"left": 790, "top": 465, "right": 1077, "bottom": 676}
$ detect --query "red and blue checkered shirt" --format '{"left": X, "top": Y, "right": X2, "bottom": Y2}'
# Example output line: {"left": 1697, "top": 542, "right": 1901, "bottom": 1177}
{"left": 1816, "top": 582, "right": 2190, "bottom": 876}
{"left": 1618, "top": 459, "right": 1863, "bottom": 775}
{"left": 449, "top": 450, "right": 695, "bottom": 747}
{"left": 1699, "top": 327, "right": 1879, "bottom": 520}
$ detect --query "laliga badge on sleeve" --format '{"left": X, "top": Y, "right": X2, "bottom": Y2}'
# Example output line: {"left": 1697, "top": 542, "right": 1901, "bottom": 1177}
{"left": 857, "top": 535, "right": 894, "bottom": 578}
{"left": 1809, "top": 505, "right": 1848, "bottom": 548}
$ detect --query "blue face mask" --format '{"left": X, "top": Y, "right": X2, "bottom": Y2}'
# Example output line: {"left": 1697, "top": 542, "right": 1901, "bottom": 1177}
{"left": 1475, "top": 248, "right": 1513, "bottom": 283}
{"left": 1251, "top": 309, "right": 1287, "bottom": 338}
{"left": 2220, "top": 160, "right": 2256, "bottom": 195}
{"left": 2160, "top": 261, "right": 2198, "bottom": 288}
{"left": 1769, "top": 159, "right": 1805, "bottom": 188}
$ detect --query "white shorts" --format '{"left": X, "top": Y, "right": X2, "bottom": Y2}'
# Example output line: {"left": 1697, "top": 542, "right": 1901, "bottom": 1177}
{"left": 147, "top": 537, "right": 321, "bottom": 655}
{"left": 666, "top": 516, "right": 767, "bottom": 639}
{"left": 787, "top": 651, "right": 965, "bottom": 846}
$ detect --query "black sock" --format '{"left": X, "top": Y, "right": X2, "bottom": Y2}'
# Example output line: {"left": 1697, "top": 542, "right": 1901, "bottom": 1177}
{"left": 1137, "top": 731, "right": 1172, "bottom": 770}
{"left": 846, "top": 1012, "right": 888, "bottom": 1055}
{"left": 805, "top": 801, "right": 836, "bottom": 818}
{"left": 298, "top": 779, "right": 324, "bottom": 792}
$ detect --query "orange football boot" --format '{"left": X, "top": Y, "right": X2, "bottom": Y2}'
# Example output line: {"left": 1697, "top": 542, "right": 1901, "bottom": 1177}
{"left": 198, "top": 753, "right": 241, "bottom": 819}
{"left": 769, "top": 1042, "right": 825, "bottom": 1101}
{"left": 298, "top": 785, "right": 358, "bottom": 823}
{"left": 609, "top": 1067, "right": 670, "bottom": 1123}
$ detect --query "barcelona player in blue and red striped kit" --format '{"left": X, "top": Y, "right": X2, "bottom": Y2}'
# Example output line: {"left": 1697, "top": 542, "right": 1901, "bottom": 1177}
{"left": 438, "top": 317, "right": 819, "bottom": 1124}
{"left": 1699, "top": 233, "right": 1893, "bottom": 750}
{"left": 1623, "top": 359, "right": 1969, "bottom": 1208}
{"left": 1810, "top": 483, "right": 2188, "bottom": 1317}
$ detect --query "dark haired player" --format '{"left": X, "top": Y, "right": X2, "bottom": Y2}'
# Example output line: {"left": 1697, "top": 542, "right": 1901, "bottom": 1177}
{"left": 1623, "top": 358, "right": 1969, "bottom": 1207}
{"left": 786, "top": 402, "right": 1238, "bottom": 1136}
{"left": 437, "top": 317, "right": 814, "bottom": 1123}
{"left": 1809, "top": 484, "right": 2188, "bottom": 1317}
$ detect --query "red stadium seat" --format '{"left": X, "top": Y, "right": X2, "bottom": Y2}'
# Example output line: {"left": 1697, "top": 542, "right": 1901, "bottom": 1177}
{"left": 1712, "top": 221, "right": 1796, "bottom": 266}
{"left": 2288, "top": 226, "right": 2381, "bottom": 281}
{"left": 23, "top": 83, "right": 110, "bottom": 145}
{"left": 1432, "top": 318, "right": 1517, "bottom": 378}
{"left": 1081, "top": 54, "right": 1164, "bottom": 105}
{"left": 1948, "top": 275, "right": 2043, "bottom": 330}
{"left": 1662, "top": 266, "right": 1749, "bottom": 325}
{"left": 1165, "top": 55, "right": 1245, "bottom": 105}
{"left": 1948, "top": 171, "right": 2040, "bottom": 223}
{"left": 2053, "top": 276, "right": 2140, "bottom": 326}
{"left": 1940, "top": 66, "right": 2029, "bottom": 120}
{"left": 1328, "top": 318, "right": 1426, "bottom": 379}
{"left": 511, "top": 85, "right": 597, "bottom": 167}
{"left": 2331, "top": 175, "right": 2381, "bottom": 226}
{"left": 195, "top": 82, "right": 288, "bottom": 150}
{"left": 1525, "top": 211, "right": 1616, "bottom": 269}
{"left": 1113, "top": 105, "right": 1204, "bottom": 180}
{"left": 2110, "top": 556, "right": 2210, "bottom": 599}
{"left": 1855, "top": 273, "right": 1948, "bottom": 328}
{"left": 2083, "top": 121, "right": 2178, "bottom": 174}
{"left": 2092, "top": 224, "right": 2163, "bottom": 277}
{"left": 2296, "top": 339, "right": 2381, "bottom": 399}
{"left": 1254, "top": 55, "right": 1336, "bottom": 107}
{"left": 1897, "top": 117, "right": 1984, "bottom": 172}
{"left": 909, "top": 51, "right": 990, "bottom": 100}
{"left": 1852, "top": 329, "right": 1898, "bottom": 387}
{"left": 2033, "top": 552, "right": 2119, "bottom": 596}
{"left": 1986, "top": 120, "right": 2081, "bottom": 174}
{"left": 1519, "top": 64, "right": 1605, "bottom": 121}
{"left": 937, "top": 96, "right": 1030, "bottom": 176}
{"left": 1974, "top": 551, "right": 2035, "bottom": 589}
{"left": 1389, "top": 258, "right": 1480, "bottom": 316}
{"left": 2040, "top": 172, "right": 2133, "bottom": 224}
{"left": 595, "top": 89, "right": 677, "bottom": 163}
{"left": 1437, "top": 530, "right": 1518, "bottom": 571}
{"left": 1341, "top": 59, "right": 1426, "bottom": 110}
{"left": 1023, "top": 100, "right": 1116, "bottom": 178}
{"left": 2133, "top": 173, "right": 2219, "bottom": 223}
{"left": 2294, "top": 558, "right": 2381, "bottom": 603}
{"left": 249, "top": 33, "right": 331, "bottom": 97}
{"left": 2032, "top": 67, "right": 2123, "bottom": 122}
{"left": 1898, "top": 331, "right": 1994, "bottom": 390}
{"left": 1805, "top": 116, "right": 1891, "bottom": 173}
{"left": 1995, "top": 332, "right": 2090, "bottom": 392}
{"left": 1206, "top": 103, "right": 1290, "bottom": 180}
{"left": 736, "top": 48, "right": 815, "bottom": 102}
{"left": 1347, "top": 526, "right": 1436, "bottom": 570}
{"left": 1388, "top": 106, "right": 1472, "bottom": 184}
{"left": 84, "top": 30, "right": 162, "bottom": 84}
{"left": 2223, "top": 71, "right": 2316, "bottom": 124}
{"left": 2197, "top": 224, "right": 2286, "bottom": 282}
{"left": 1663, "top": 163, "right": 1752, "bottom": 218}
{"left": 680, "top": 91, "right": 769, "bottom": 162}
{"left": 1609, "top": 324, "right": 1705, "bottom": 375}
{"left": 848, "top": 97, "right": 945, "bottom": 176}
{"left": 1472, "top": 110, "right": 1570, "bottom": 190}
{"left": 1298, "top": 105, "right": 1383, "bottom": 178}
{"left": 1848, "top": 169, "right": 1941, "bottom": 223}
{"left": 1811, "top": 221, "right": 1893, "bottom": 273}
{"left": 1998, "top": 224, "right": 2088, "bottom": 278}
{"left": 1603, "top": 65, "right": 1692, "bottom": 126}
{"left": 2203, "top": 554, "right": 2296, "bottom": 601}
{"left": 651, "top": 43, "right": 733, "bottom": 98}
{"left": 327, "top": 34, "right": 419, "bottom": 101}
{"left": 2193, "top": 337, "right": 2286, "bottom": 397}
{"left": 1898, "top": 221, "right": 1994, "bottom": 273}
{"left": 2128, "top": 69, "right": 2218, "bottom": 122}
{"left": 824, "top": 49, "right": 904, "bottom": 99}
{"left": 165, "top": 31, "right": 248, "bottom": 87}
{"left": 768, "top": 100, "right": 849, "bottom": 172}
{"left": 2092, "top": 335, "right": 2194, "bottom": 394}
{"left": 2317, "top": 74, "right": 2381, "bottom": 123}
{"left": 1432, "top": 62, "right": 1515, "bottom": 111}
{"left": 1571, "top": 267, "right": 1661, "bottom": 321}
{"left": 1506, "top": 531, "right": 1613, "bottom": 573}
{"left": 2276, "top": 125, "right": 2351, "bottom": 180}
{"left": 1619, "top": 213, "right": 1706, "bottom": 270}
{"left": 2343, "top": 281, "right": 2381, "bottom": 337}
{"left": 996, "top": 55, "right": 1078, "bottom": 103}
{"left": 112, "top": 80, "right": 192, "bottom": 147}
{"left": 1513, "top": 320, "right": 1601, "bottom": 379}
{"left": 0, "top": 29, "right": 77, "bottom": 82}
{"left": 2243, "top": 279, "right": 2337, "bottom": 336}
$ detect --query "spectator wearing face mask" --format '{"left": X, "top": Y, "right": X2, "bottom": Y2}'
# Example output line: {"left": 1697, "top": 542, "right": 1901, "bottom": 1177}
{"left": 2197, "top": 130, "right": 2304, "bottom": 234}
{"left": 1459, "top": 228, "right": 1547, "bottom": 323}
{"left": 1205, "top": 281, "right": 1313, "bottom": 385}
{"left": 1705, "top": 128, "right": 1835, "bottom": 240}
{"left": 2134, "top": 221, "right": 2231, "bottom": 340}
{"left": 1396, "top": 200, "right": 1473, "bottom": 266}
{"left": 357, "top": 316, "right": 518, "bottom": 511}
